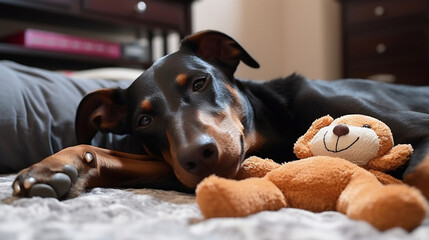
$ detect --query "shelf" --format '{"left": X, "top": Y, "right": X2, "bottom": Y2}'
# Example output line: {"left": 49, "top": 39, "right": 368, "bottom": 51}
{"left": 0, "top": 42, "right": 151, "bottom": 70}
{"left": 0, "top": 0, "right": 193, "bottom": 70}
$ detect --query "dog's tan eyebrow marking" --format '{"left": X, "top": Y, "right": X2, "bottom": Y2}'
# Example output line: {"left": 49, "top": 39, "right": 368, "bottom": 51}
{"left": 225, "top": 83, "right": 243, "bottom": 109}
{"left": 140, "top": 99, "right": 152, "bottom": 111}
{"left": 176, "top": 73, "right": 188, "bottom": 86}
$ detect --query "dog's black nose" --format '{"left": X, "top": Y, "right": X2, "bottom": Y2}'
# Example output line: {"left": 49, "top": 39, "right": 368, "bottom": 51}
{"left": 177, "top": 136, "right": 218, "bottom": 177}
{"left": 333, "top": 124, "right": 349, "bottom": 136}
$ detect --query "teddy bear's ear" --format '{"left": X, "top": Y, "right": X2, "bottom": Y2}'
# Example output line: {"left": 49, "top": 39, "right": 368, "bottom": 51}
{"left": 294, "top": 115, "right": 334, "bottom": 159}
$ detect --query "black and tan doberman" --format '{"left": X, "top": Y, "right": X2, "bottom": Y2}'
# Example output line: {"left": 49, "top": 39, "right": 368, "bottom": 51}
{"left": 12, "top": 30, "right": 429, "bottom": 199}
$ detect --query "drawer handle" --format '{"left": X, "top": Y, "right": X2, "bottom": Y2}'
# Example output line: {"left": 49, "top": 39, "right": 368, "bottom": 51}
{"left": 374, "top": 6, "right": 385, "bottom": 17}
{"left": 376, "top": 43, "right": 386, "bottom": 54}
{"left": 135, "top": 1, "right": 147, "bottom": 13}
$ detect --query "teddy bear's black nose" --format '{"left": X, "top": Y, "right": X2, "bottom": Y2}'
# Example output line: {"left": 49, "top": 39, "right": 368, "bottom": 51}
{"left": 333, "top": 124, "right": 349, "bottom": 137}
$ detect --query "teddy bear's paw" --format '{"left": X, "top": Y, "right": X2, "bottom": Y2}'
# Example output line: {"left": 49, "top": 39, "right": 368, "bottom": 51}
{"left": 347, "top": 184, "right": 427, "bottom": 231}
{"left": 196, "top": 175, "right": 287, "bottom": 218}
{"left": 235, "top": 156, "right": 281, "bottom": 180}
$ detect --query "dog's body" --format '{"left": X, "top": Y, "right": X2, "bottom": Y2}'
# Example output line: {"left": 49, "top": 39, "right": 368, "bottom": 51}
{"left": 12, "top": 30, "right": 429, "bottom": 199}
{"left": 240, "top": 76, "right": 429, "bottom": 172}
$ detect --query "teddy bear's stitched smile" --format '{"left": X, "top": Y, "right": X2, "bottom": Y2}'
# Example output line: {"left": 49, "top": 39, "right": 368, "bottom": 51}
{"left": 323, "top": 131, "right": 360, "bottom": 153}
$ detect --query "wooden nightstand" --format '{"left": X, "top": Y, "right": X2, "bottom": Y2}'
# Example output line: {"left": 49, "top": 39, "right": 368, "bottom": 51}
{"left": 340, "top": 0, "right": 428, "bottom": 85}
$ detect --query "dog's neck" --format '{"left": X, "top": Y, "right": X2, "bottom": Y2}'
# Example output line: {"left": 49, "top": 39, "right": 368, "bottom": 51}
{"left": 236, "top": 76, "right": 303, "bottom": 162}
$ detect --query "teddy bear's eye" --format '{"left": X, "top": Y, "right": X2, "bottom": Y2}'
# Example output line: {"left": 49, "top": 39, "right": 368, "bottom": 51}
{"left": 362, "top": 124, "right": 371, "bottom": 129}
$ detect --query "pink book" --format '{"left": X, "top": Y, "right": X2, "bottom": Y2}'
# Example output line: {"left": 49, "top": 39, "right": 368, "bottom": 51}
{"left": 3, "top": 29, "right": 121, "bottom": 59}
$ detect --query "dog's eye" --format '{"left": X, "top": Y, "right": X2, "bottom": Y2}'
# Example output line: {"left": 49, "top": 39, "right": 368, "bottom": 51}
{"left": 138, "top": 115, "right": 152, "bottom": 127}
{"left": 192, "top": 77, "right": 206, "bottom": 92}
{"left": 362, "top": 124, "right": 371, "bottom": 129}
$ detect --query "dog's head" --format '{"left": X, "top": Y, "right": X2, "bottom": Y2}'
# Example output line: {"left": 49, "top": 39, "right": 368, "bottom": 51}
{"left": 75, "top": 30, "right": 260, "bottom": 188}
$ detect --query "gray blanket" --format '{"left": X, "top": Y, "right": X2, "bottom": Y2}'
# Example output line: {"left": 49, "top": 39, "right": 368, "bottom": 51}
{"left": 1, "top": 174, "right": 428, "bottom": 240}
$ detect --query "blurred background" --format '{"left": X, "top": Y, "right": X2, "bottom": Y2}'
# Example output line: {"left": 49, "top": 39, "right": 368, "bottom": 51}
{"left": 0, "top": 0, "right": 426, "bottom": 85}
{"left": 193, "top": 0, "right": 341, "bottom": 81}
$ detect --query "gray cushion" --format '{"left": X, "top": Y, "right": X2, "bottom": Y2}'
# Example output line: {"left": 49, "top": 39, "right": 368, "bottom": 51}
{"left": 0, "top": 61, "right": 141, "bottom": 173}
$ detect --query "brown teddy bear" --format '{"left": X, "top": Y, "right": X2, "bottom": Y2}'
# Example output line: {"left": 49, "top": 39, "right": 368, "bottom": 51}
{"left": 294, "top": 114, "right": 413, "bottom": 184}
{"left": 196, "top": 115, "right": 428, "bottom": 231}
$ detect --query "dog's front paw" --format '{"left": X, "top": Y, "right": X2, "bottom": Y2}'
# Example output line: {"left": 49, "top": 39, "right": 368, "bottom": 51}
{"left": 12, "top": 146, "right": 97, "bottom": 199}
{"left": 12, "top": 164, "right": 80, "bottom": 199}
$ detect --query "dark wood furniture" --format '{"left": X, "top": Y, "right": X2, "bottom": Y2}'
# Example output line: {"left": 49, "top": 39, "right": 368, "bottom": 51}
{"left": 0, "top": 0, "right": 194, "bottom": 70}
{"left": 340, "top": 0, "right": 428, "bottom": 85}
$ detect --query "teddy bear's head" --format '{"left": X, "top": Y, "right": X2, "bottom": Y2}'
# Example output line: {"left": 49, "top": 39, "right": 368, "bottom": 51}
{"left": 294, "top": 114, "right": 394, "bottom": 166}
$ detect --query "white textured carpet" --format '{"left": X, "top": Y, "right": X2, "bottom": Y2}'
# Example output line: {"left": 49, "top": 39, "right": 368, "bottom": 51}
{"left": 1, "top": 174, "right": 428, "bottom": 240}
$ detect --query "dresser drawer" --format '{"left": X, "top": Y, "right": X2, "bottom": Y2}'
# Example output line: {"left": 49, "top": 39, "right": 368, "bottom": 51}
{"left": 345, "top": 0, "right": 426, "bottom": 25}
{"left": 83, "top": 0, "right": 185, "bottom": 27}
{"left": 347, "top": 57, "right": 427, "bottom": 85}
{"left": 346, "top": 28, "right": 426, "bottom": 63}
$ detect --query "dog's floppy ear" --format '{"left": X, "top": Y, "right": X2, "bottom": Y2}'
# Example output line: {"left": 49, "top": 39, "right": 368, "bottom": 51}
{"left": 181, "top": 30, "right": 260, "bottom": 75}
{"left": 75, "top": 88, "right": 128, "bottom": 144}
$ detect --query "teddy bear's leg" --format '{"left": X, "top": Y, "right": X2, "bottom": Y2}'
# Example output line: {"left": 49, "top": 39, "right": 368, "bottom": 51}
{"left": 337, "top": 170, "right": 427, "bottom": 231}
{"left": 196, "top": 175, "right": 287, "bottom": 218}
{"left": 404, "top": 147, "right": 429, "bottom": 199}
{"left": 368, "top": 170, "right": 402, "bottom": 185}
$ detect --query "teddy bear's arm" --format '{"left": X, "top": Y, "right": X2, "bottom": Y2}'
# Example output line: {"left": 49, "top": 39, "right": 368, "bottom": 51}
{"left": 294, "top": 115, "right": 334, "bottom": 159}
{"left": 369, "top": 144, "right": 414, "bottom": 172}
{"left": 235, "top": 156, "right": 281, "bottom": 180}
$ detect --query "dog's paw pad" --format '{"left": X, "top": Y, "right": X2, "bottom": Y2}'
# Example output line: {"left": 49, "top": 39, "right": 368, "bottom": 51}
{"left": 49, "top": 173, "right": 72, "bottom": 198}
{"left": 13, "top": 165, "right": 79, "bottom": 199}
{"left": 29, "top": 183, "right": 58, "bottom": 198}
{"left": 62, "top": 165, "right": 78, "bottom": 183}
